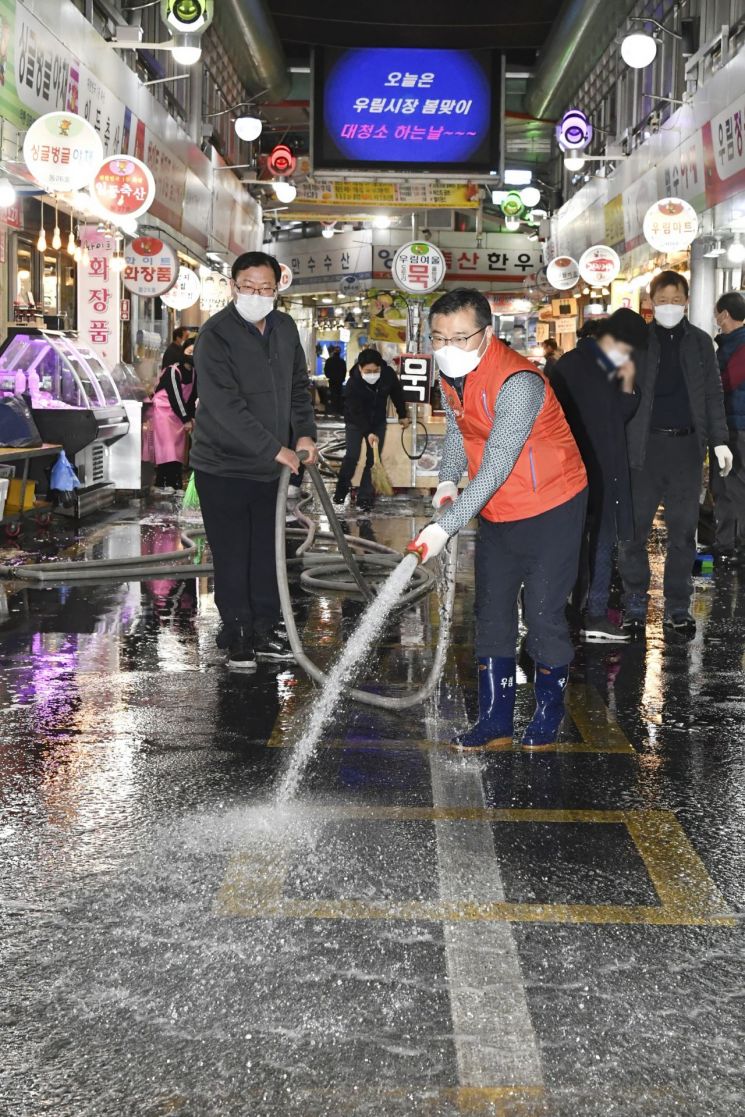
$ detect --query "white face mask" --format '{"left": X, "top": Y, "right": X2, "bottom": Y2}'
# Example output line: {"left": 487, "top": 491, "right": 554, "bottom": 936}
{"left": 235, "top": 293, "right": 275, "bottom": 323}
{"left": 434, "top": 331, "right": 488, "bottom": 379}
{"left": 654, "top": 304, "right": 686, "bottom": 329}
{"left": 604, "top": 346, "right": 630, "bottom": 368}
{"left": 361, "top": 372, "right": 381, "bottom": 384}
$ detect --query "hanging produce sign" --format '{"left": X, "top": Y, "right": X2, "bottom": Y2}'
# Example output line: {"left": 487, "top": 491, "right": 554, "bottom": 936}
{"left": 23, "top": 112, "right": 103, "bottom": 193}
{"left": 392, "top": 241, "right": 445, "bottom": 294}
{"left": 160, "top": 266, "right": 201, "bottom": 309}
{"left": 642, "top": 197, "right": 698, "bottom": 253}
{"left": 123, "top": 236, "right": 178, "bottom": 298}
{"left": 278, "top": 263, "right": 293, "bottom": 292}
{"left": 578, "top": 244, "right": 620, "bottom": 286}
{"left": 546, "top": 255, "right": 580, "bottom": 291}
{"left": 93, "top": 155, "right": 156, "bottom": 220}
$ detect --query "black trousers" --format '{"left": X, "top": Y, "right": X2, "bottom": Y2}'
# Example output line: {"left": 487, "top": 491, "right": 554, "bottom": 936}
{"left": 711, "top": 429, "right": 745, "bottom": 551}
{"left": 475, "top": 489, "right": 587, "bottom": 667}
{"left": 618, "top": 432, "right": 702, "bottom": 617}
{"left": 195, "top": 470, "right": 280, "bottom": 636}
{"left": 155, "top": 461, "right": 183, "bottom": 489}
{"left": 337, "top": 421, "right": 387, "bottom": 501}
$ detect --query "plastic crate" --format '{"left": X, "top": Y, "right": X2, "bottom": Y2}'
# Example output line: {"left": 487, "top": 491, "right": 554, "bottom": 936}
{"left": 5, "top": 478, "right": 36, "bottom": 515}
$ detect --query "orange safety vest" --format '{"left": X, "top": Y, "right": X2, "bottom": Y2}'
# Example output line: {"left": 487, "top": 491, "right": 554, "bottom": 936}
{"left": 440, "top": 338, "right": 587, "bottom": 523}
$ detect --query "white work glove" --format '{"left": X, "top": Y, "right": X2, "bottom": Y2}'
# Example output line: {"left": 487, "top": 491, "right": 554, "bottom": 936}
{"left": 715, "top": 445, "right": 734, "bottom": 477}
{"left": 432, "top": 481, "right": 458, "bottom": 510}
{"left": 409, "top": 522, "right": 449, "bottom": 564}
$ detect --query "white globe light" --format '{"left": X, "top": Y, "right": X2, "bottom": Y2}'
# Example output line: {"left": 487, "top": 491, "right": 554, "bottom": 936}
{"left": 373, "top": 214, "right": 391, "bottom": 229}
{"left": 520, "top": 186, "right": 541, "bottom": 209}
{"left": 234, "top": 116, "right": 262, "bottom": 142}
{"left": 272, "top": 180, "right": 297, "bottom": 203}
{"left": 171, "top": 34, "right": 202, "bottom": 65}
{"left": 728, "top": 236, "right": 745, "bottom": 264}
{"left": 0, "top": 176, "right": 16, "bottom": 208}
{"left": 621, "top": 32, "right": 658, "bottom": 68}
{"left": 321, "top": 227, "right": 335, "bottom": 239}
{"left": 564, "top": 156, "right": 586, "bottom": 172}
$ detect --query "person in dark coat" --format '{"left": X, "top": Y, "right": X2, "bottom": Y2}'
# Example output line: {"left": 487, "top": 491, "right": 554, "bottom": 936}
{"left": 333, "top": 348, "right": 410, "bottom": 512}
{"left": 324, "top": 346, "right": 347, "bottom": 415}
{"left": 711, "top": 291, "right": 745, "bottom": 562}
{"left": 541, "top": 337, "right": 562, "bottom": 377}
{"left": 552, "top": 308, "right": 648, "bottom": 641}
{"left": 161, "top": 326, "right": 192, "bottom": 371}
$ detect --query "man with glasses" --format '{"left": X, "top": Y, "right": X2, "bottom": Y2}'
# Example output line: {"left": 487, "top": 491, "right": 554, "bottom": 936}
{"left": 410, "top": 288, "right": 587, "bottom": 751}
{"left": 192, "top": 251, "right": 317, "bottom": 670}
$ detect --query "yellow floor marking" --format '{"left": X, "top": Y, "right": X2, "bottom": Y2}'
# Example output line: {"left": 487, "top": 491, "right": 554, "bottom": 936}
{"left": 215, "top": 808, "right": 734, "bottom": 926}
{"left": 566, "top": 684, "right": 635, "bottom": 753}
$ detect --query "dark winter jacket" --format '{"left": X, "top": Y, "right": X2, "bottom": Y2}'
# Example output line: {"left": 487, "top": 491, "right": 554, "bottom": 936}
{"left": 716, "top": 325, "right": 745, "bottom": 431}
{"left": 191, "top": 304, "right": 316, "bottom": 481}
{"left": 625, "top": 318, "right": 728, "bottom": 470}
{"left": 343, "top": 363, "right": 407, "bottom": 433}
{"left": 552, "top": 338, "right": 640, "bottom": 540}
{"left": 154, "top": 360, "right": 197, "bottom": 423}
{"left": 324, "top": 354, "right": 347, "bottom": 387}
{"left": 161, "top": 341, "right": 186, "bottom": 371}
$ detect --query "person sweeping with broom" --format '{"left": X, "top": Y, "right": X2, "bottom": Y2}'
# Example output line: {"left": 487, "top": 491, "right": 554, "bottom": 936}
{"left": 409, "top": 288, "right": 588, "bottom": 752}
{"left": 333, "top": 349, "right": 410, "bottom": 513}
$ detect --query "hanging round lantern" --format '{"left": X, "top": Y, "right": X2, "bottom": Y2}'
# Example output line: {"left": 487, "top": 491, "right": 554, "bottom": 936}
{"left": 267, "top": 143, "right": 297, "bottom": 177}
{"left": 501, "top": 191, "right": 524, "bottom": 219}
{"left": 556, "top": 109, "right": 593, "bottom": 151}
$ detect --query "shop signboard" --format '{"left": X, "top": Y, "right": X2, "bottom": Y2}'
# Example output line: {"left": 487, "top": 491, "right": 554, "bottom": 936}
{"left": 278, "top": 263, "right": 293, "bottom": 292}
{"left": 400, "top": 354, "right": 432, "bottom": 404}
{"left": 392, "top": 241, "right": 445, "bottom": 294}
{"left": 272, "top": 240, "right": 372, "bottom": 289}
{"left": 93, "top": 155, "right": 156, "bottom": 220}
{"left": 123, "top": 236, "right": 178, "bottom": 298}
{"left": 703, "top": 97, "right": 745, "bottom": 207}
{"left": 367, "top": 289, "right": 409, "bottom": 343}
{"left": 120, "top": 299, "right": 130, "bottom": 322}
{"left": 375, "top": 242, "right": 541, "bottom": 285}
{"left": 642, "top": 197, "right": 699, "bottom": 253}
{"left": 199, "top": 267, "right": 230, "bottom": 315}
{"left": 23, "top": 111, "right": 103, "bottom": 193}
{"left": 160, "top": 266, "right": 200, "bottom": 310}
{"left": 295, "top": 178, "right": 481, "bottom": 209}
{"left": 578, "top": 244, "right": 620, "bottom": 287}
{"left": 77, "top": 225, "right": 120, "bottom": 367}
{"left": 546, "top": 255, "right": 580, "bottom": 291}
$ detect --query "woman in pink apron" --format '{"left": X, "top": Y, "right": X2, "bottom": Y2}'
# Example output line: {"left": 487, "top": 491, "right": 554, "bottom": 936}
{"left": 152, "top": 342, "right": 197, "bottom": 491}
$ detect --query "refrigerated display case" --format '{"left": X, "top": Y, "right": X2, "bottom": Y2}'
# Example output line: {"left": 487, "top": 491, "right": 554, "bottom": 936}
{"left": 0, "top": 328, "right": 129, "bottom": 516}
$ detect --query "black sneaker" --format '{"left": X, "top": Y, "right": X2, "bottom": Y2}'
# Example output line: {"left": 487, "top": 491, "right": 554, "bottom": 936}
{"left": 227, "top": 628, "right": 257, "bottom": 670}
{"left": 622, "top": 616, "right": 646, "bottom": 639}
{"left": 255, "top": 627, "right": 295, "bottom": 661}
{"left": 663, "top": 612, "right": 696, "bottom": 637}
{"left": 581, "top": 615, "right": 630, "bottom": 642}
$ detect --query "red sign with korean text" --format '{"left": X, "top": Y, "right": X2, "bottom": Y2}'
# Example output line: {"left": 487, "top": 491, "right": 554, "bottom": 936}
{"left": 93, "top": 155, "right": 156, "bottom": 220}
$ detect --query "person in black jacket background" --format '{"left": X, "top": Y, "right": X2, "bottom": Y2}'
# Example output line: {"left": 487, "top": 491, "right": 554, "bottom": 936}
{"left": 552, "top": 309, "right": 648, "bottom": 641}
{"left": 333, "top": 348, "right": 410, "bottom": 511}
{"left": 324, "top": 345, "right": 347, "bottom": 415}
{"left": 161, "top": 326, "right": 192, "bottom": 372}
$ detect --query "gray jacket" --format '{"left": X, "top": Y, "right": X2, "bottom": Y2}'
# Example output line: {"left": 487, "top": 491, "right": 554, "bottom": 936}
{"left": 626, "top": 318, "right": 728, "bottom": 470}
{"left": 190, "top": 304, "right": 316, "bottom": 481}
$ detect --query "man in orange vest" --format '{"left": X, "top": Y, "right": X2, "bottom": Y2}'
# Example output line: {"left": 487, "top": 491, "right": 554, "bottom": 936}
{"left": 410, "top": 289, "right": 588, "bottom": 750}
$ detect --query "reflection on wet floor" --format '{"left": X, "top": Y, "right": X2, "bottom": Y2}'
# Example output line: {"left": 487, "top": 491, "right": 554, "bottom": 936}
{"left": 1, "top": 495, "right": 744, "bottom": 1116}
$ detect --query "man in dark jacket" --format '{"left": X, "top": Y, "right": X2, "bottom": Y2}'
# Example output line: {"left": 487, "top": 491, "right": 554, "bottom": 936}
{"left": 617, "top": 271, "right": 732, "bottom": 637}
{"left": 333, "top": 348, "right": 409, "bottom": 512}
{"left": 161, "top": 326, "right": 191, "bottom": 371}
{"left": 192, "top": 251, "right": 317, "bottom": 669}
{"left": 711, "top": 291, "right": 745, "bottom": 562}
{"left": 324, "top": 346, "right": 347, "bottom": 415}
{"left": 552, "top": 308, "right": 647, "bottom": 641}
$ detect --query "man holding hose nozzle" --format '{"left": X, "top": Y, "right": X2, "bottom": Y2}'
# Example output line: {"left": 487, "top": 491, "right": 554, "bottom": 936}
{"left": 409, "top": 289, "right": 588, "bottom": 751}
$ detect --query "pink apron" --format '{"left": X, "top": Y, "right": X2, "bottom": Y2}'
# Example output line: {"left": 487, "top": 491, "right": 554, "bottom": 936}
{"left": 152, "top": 372, "right": 194, "bottom": 465}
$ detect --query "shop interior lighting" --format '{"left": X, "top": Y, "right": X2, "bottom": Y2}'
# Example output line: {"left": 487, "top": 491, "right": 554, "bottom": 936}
{"left": 564, "top": 156, "right": 586, "bottom": 172}
{"left": 52, "top": 205, "right": 62, "bottom": 251}
{"left": 728, "top": 234, "right": 745, "bottom": 263}
{"left": 373, "top": 214, "right": 392, "bottom": 229}
{"left": 620, "top": 32, "right": 658, "bottom": 68}
{"left": 171, "top": 33, "right": 202, "bottom": 65}
{"left": 504, "top": 169, "right": 533, "bottom": 186}
{"left": 321, "top": 296, "right": 333, "bottom": 304}
{"left": 272, "top": 180, "right": 297, "bottom": 203}
{"left": 504, "top": 215, "right": 521, "bottom": 232}
{"left": 321, "top": 224, "right": 336, "bottom": 239}
{"left": 234, "top": 116, "right": 262, "bottom": 142}
{"left": 67, "top": 213, "right": 76, "bottom": 254}
{"left": 111, "top": 247, "right": 126, "bottom": 273}
{"left": 520, "top": 186, "right": 541, "bottom": 209}
{"left": 36, "top": 200, "right": 46, "bottom": 252}
{"left": 0, "top": 175, "right": 16, "bottom": 208}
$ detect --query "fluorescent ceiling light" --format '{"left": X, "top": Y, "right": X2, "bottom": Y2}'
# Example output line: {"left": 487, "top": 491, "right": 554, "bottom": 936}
{"left": 504, "top": 169, "right": 532, "bottom": 186}
{"left": 372, "top": 214, "right": 391, "bottom": 229}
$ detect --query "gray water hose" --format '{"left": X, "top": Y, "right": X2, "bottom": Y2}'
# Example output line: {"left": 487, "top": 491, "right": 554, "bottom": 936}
{"left": 276, "top": 456, "right": 458, "bottom": 710}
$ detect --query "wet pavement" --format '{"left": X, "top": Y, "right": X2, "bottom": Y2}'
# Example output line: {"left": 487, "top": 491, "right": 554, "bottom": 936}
{"left": 1, "top": 493, "right": 744, "bottom": 1116}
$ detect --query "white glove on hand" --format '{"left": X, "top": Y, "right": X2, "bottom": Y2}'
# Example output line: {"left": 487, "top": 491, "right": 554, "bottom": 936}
{"left": 432, "top": 481, "right": 458, "bottom": 509}
{"left": 411, "top": 523, "right": 449, "bottom": 564}
{"left": 715, "top": 445, "right": 734, "bottom": 477}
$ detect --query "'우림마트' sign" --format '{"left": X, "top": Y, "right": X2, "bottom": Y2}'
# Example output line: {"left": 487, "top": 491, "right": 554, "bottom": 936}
{"left": 93, "top": 156, "right": 156, "bottom": 220}
{"left": 642, "top": 197, "right": 699, "bottom": 253}
{"left": 392, "top": 241, "right": 445, "bottom": 294}
{"left": 23, "top": 111, "right": 103, "bottom": 193}
{"left": 123, "top": 236, "right": 178, "bottom": 298}
{"left": 77, "top": 226, "right": 120, "bottom": 366}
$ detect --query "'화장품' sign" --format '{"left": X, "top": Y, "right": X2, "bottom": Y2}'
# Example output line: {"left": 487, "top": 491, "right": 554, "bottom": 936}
{"left": 123, "top": 236, "right": 178, "bottom": 298}
{"left": 313, "top": 47, "right": 502, "bottom": 173}
{"left": 77, "top": 225, "right": 120, "bottom": 366}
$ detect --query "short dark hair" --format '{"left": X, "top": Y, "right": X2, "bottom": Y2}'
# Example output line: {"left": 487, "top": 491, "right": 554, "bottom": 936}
{"left": 173, "top": 326, "right": 190, "bottom": 342}
{"left": 231, "top": 251, "right": 282, "bottom": 283}
{"left": 429, "top": 287, "right": 492, "bottom": 330}
{"left": 358, "top": 348, "right": 383, "bottom": 368}
{"left": 716, "top": 291, "right": 745, "bottom": 322}
{"left": 597, "top": 307, "right": 648, "bottom": 349}
{"left": 543, "top": 338, "right": 559, "bottom": 352}
{"left": 649, "top": 269, "right": 689, "bottom": 300}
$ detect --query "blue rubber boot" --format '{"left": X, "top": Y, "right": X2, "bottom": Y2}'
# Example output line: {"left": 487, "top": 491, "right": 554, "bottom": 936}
{"left": 521, "top": 664, "right": 569, "bottom": 750}
{"left": 451, "top": 657, "right": 516, "bottom": 751}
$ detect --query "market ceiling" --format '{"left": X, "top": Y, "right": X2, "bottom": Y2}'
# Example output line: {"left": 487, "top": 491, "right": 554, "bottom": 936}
{"left": 266, "top": 1, "right": 564, "bottom": 61}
